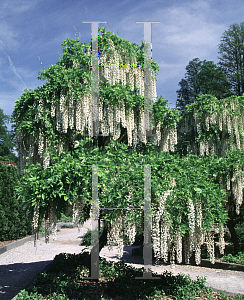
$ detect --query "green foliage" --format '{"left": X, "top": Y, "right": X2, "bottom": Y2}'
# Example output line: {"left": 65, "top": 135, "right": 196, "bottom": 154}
{"left": 152, "top": 96, "right": 181, "bottom": 128}
{"left": 12, "top": 27, "right": 160, "bottom": 152}
{"left": 218, "top": 22, "right": 244, "bottom": 96}
{"left": 178, "top": 94, "right": 244, "bottom": 156}
{"left": 58, "top": 212, "right": 73, "bottom": 223}
{"left": 16, "top": 251, "right": 242, "bottom": 300}
{"left": 176, "top": 58, "right": 232, "bottom": 114}
{"left": 0, "top": 108, "right": 17, "bottom": 164}
{"left": 235, "top": 223, "right": 244, "bottom": 246}
{"left": 0, "top": 162, "right": 32, "bottom": 241}
{"left": 99, "top": 81, "right": 144, "bottom": 113}
{"left": 16, "top": 138, "right": 228, "bottom": 241}
{"left": 221, "top": 252, "right": 244, "bottom": 265}
{"left": 80, "top": 228, "right": 103, "bottom": 246}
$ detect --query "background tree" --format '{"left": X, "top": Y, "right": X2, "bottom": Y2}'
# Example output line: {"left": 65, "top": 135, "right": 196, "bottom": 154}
{"left": 218, "top": 22, "right": 244, "bottom": 96}
{"left": 0, "top": 108, "right": 17, "bottom": 164}
{"left": 176, "top": 58, "right": 232, "bottom": 114}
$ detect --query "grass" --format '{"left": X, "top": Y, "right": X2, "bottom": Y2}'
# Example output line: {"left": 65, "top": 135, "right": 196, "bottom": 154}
{"left": 16, "top": 250, "right": 244, "bottom": 300}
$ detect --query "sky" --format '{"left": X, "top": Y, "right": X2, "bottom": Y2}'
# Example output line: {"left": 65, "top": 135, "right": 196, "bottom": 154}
{"left": 1, "top": 0, "right": 244, "bottom": 132}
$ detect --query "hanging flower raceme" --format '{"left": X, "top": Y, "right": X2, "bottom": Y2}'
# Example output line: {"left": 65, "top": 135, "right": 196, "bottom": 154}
{"left": 218, "top": 226, "right": 225, "bottom": 255}
{"left": 152, "top": 190, "right": 173, "bottom": 263}
{"left": 187, "top": 198, "right": 195, "bottom": 253}
{"left": 195, "top": 200, "right": 204, "bottom": 265}
{"left": 107, "top": 213, "right": 124, "bottom": 258}
{"left": 180, "top": 95, "right": 244, "bottom": 157}
{"left": 124, "top": 190, "right": 137, "bottom": 245}
{"left": 205, "top": 230, "right": 215, "bottom": 264}
{"left": 72, "top": 198, "right": 85, "bottom": 232}
{"left": 231, "top": 166, "right": 244, "bottom": 215}
{"left": 32, "top": 203, "right": 40, "bottom": 242}
{"left": 174, "top": 229, "right": 182, "bottom": 264}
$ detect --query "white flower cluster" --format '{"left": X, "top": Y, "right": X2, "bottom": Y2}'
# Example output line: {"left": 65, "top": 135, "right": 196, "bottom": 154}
{"left": 32, "top": 203, "right": 39, "bottom": 234}
{"left": 232, "top": 167, "right": 244, "bottom": 215}
{"left": 75, "top": 97, "right": 82, "bottom": 131}
{"left": 72, "top": 199, "right": 85, "bottom": 232}
{"left": 29, "top": 143, "right": 34, "bottom": 159}
{"left": 181, "top": 98, "right": 244, "bottom": 157}
{"left": 51, "top": 93, "right": 56, "bottom": 118}
{"left": 218, "top": 226, "right": 225, "bottom": 255}
{"left": 152, "top": 190, "right": 172, "bottom": 263}
{"left": 155, "top": 123, "right": 161, "bottom": 145}
{"left": 98, "top": 40, "right": 157, "bottom": 146}
{"left": 187, "top": 198, "right": 195, "bottom": 252}
{"left": 205, "top": 230, "right": 215, "bottom": 264}
{"left": 226, "top": 173, "right": 231, "bottom": 190}
{"left": 174, "top": 230, "right": 182, "bottom": 264}
{"left": 60, "top": 91, "right": 68, "bottom": 133}
{"left": 124, "top": 190, "right": 137, "bottom": 245}
{"left": 68, "top": 94, "right": 74, "bottom": 129}
{"left": 49, "top": 203, "right": 58, "bottom": 241}
{"left": 124, "top": 212, "right": 137, "bottom": 246}
{"left": 205, "top": 115, "right": 210, "bottom": 131}
{"left": 159, "top": 126, "right": 177, "bottom": 152}
{"left": 36, "top": 98, "right": 43, "bottom": 122}
{"left": 107, "top": 214, "right": 124, "bottom": 258}
{"left": 38, "top": 134, "right": 44, "bottom": 158}
{"left": 195, "top": 200, "right": 205, "bottom": 265}
{"left": 43, "top": 151, "right": 50, "bottom": 170}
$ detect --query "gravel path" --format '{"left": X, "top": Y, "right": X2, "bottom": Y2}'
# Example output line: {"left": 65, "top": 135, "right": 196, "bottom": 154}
{"left": 100, "top": 246, "right": 244, "bottom": 297}
{"left": 0, "top": 222, "right": 91, "bottom": 300}
{"left": 0, "top": 220, "right": 243, "bottom": 299}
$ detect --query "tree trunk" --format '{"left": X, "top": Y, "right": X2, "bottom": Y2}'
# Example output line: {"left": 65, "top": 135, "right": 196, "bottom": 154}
{"left": 89, "top": 220, "right": 111, "bottom": 277}
{"left": 227, "top": 218, "right": 240, "bottom": 254}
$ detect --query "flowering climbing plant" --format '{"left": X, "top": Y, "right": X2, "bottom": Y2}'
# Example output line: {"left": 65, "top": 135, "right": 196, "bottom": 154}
{"left": 13, "top": 27, "right": 243, "bottom": 266}
{"left": 178, "top": 94, "right": 244, "bottom": 216}
{"left": 16, "top": 138, "right": 229, "bottom": 265}
{"left": 178, "top": 94, "right": 244, "bottom": 157}
{"left": 12, "top": 27, "right": 169, "bottom": 173}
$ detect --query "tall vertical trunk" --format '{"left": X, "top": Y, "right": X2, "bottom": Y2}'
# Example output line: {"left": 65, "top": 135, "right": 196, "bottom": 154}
{"left": 89, "top": 220, "right": 111, "bottom": 277}
{"left": 227, "top": 218, "right": 240, "bottom": 254}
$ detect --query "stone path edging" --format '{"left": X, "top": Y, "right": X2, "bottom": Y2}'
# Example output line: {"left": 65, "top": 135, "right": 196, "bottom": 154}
{"left": 0, "top": 233, "right": 45, "bottom": 255}
{"left": 0, "top": 222, "right": 78, "bottom": 256}
{"left": 0, "top": 221, "right": 243, "bottom": 299}
{"left": 1, "top": 229, "right": 244, "bottom": 273}
{"left": 132, "top": 247, "right": 244, "bottom": 272}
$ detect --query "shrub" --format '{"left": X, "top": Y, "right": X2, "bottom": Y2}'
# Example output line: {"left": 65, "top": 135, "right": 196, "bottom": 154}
{"left": 221, "top": 252, "right": 244, "bottom": 265}
{"left": 0, "top": 163, "right": 32, "bottom": 241}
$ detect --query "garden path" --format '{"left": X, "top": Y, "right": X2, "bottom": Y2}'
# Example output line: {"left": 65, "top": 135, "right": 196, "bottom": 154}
{"left": 0, "top": 219, "right": 243, "bottom": 299}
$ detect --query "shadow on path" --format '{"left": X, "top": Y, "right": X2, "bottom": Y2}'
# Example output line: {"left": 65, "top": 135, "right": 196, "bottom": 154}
{"left": 0, "top": 260, "right": 52, "bottom": 300}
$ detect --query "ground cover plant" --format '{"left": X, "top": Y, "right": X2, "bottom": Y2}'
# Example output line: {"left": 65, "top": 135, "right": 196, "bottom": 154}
{"left": 16, "top": 251, "right": 244, "bottom": 300}
{"left": 217, "top": 223, "right": 244, "bottom": 265}
{"left": 220, "top": 252, "right": 244, "bottom": 266}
